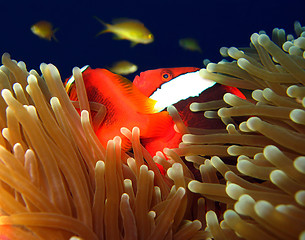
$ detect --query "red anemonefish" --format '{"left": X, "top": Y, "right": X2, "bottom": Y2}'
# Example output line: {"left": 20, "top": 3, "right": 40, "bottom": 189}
{"left": 65, "top": 67, "right": 245, "bottom": 156}
{"left": 133, "top": 67, "right": 245, "bottom": 129}
{"left": 66, "top": 68, "right": 175, "bottom": 152}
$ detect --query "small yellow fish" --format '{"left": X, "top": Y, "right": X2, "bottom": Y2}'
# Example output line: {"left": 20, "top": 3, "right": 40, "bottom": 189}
{"left": 31, "top": 20, "right": 58, "bottom": 41}
{"left": 108, "top": 60, "right": 138, "bottom": 75}
{"left": 179, "top": 38, "right": 202, "bottom": 53}
{"left": 95, "top": 17, "right": 154, "bottom": 46}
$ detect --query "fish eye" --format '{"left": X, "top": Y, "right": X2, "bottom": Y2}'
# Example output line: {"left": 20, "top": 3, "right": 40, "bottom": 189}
{"left": 161, "top": 71, "right": 172, "bottom": 81}
{"left": 163, "top": 73, "right": 169, "bottom": 79}
{"left": 148, "top": 34, "right": 153, "bottom": 39}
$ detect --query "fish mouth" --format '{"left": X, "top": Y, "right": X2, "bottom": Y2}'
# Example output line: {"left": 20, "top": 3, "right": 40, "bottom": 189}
{"left": 149, "top": 70, "right": 216, "bottom": 112}
{"left": 133, "top": 74, "right": 140, "bottom": 84}
{"left": 133, "top": 73, "right": 155, "bottom": 96}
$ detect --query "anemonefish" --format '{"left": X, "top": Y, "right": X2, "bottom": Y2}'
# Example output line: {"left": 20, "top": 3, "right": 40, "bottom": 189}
{"left": 65, "top": 67, "right": 245, "bottom": 156}
{"left": 66, "top": 68, "right": 175, "bottom": 152}
{"left": 31, "top": 20, "right": 58, "bottom": 41}
{"left": 94, "top": 17, "right": 154, "bottom": 46}
{"left": 133, "top": 67, "right": 245, "bottom": 129}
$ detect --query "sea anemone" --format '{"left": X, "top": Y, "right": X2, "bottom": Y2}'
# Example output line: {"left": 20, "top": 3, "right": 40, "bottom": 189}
{"left": 0, "top": 53, "right": 206, "bottom": 239}
{"left": 186, "top": 21, "right": 305, "bottom": 239}
{"left": 0, "top": 21, "right": 304, "bottom": 239}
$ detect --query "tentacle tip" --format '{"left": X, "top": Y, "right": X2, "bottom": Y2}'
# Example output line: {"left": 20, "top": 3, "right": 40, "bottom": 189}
{"left": 246, "top": 117, "right": 262, "bottom": 131}
{"left": 2, "top": 52, "right": 10, "bottom": 60}
{"left": 258, "top": 34, "right": 271, "bottom": 46}
{"left": 1, "top": 88, "right": 12, "bottom": 99}
{"left": 217, "top": 108, "right": 227, "bottom": 118}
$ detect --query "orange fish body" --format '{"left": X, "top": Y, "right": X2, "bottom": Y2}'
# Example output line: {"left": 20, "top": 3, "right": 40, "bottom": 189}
{"left": 68, "top": 68, "right": 175, "bottom": 152}
{"left": 67, "top": 67, "right": 245, "bottom": 157}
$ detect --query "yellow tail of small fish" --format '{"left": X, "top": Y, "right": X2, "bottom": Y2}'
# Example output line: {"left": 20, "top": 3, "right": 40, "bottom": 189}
{"left": 94, "top": 16, "right": 111, "bottom": 36}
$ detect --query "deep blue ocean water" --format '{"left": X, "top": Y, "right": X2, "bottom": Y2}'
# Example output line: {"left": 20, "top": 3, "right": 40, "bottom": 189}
{"left": 1, "top": 0, "right": 305, "bottom": 80}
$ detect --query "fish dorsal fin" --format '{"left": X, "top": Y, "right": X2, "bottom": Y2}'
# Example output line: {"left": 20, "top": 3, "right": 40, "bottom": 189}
{"left": 84, "top": 69, "right": 158, "bottom": 114}
{"left": 112, "top": 18, "right": 143, "bottom": 25}
{"left": 110, "top": 72, "right": 157, "bottom": 114}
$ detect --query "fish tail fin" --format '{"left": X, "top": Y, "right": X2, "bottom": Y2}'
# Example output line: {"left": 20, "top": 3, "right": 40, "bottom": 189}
{"left": 52, "top": 28, "right": 59, "bottom": 42}
{"left": 94, "top": 16, "right": 107, "bottom": 26}
{"left": 94, "top": 16, "right": 111, "bottom": 36}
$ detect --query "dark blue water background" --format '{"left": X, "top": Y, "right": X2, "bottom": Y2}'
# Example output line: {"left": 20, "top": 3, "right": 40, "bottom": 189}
{"left": 1, "top": 0, "right": 304, "bottom": 80}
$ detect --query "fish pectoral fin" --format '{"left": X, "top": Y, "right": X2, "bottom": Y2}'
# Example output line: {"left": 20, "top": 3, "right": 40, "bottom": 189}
{"left": 142, "top": 111, "right": 174, "bottom": 138}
